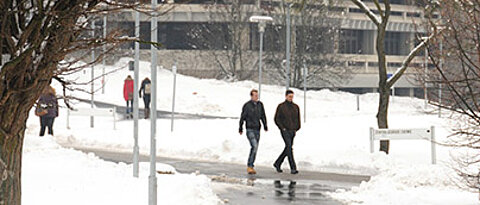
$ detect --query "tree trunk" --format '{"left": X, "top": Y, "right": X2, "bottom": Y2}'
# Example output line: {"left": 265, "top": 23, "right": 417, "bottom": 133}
{"left": 378, "top": 86, "right": 390, "bottom": 153}
{"left": 0, "top": 88, "right": 46, "bottom": 205}
{"left": 0, "top": 57, "right": 51, "bottom": 204}
{"left": 376, "top": 21, "right": 391, "bottom": 154}
{"left": 0, "top": 131, "right": 24, "bottom": 205}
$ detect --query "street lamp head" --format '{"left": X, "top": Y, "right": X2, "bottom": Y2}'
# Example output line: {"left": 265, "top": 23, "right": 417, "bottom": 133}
{"left": 250, "top": 16, "right": 273, "bottom": 33}
{"left": 249, "top": 16, "right": 273, "bottom": 23}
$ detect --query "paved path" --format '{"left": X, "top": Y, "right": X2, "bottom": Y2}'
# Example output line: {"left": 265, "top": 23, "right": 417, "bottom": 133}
{"left": 76, "top": 98, "right": 237, "bottom": 120}
{"left": 66, "top": 145, "right": 370, "bottom": 205}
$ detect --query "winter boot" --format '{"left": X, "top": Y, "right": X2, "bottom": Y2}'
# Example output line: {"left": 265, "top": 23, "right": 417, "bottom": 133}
{"left": 144, "top": 108, "right": 150, "bottom": 119}
{"left": 247, "top": 167, "right": 256, "bottom": 175}
{"left": 273, "top": 163, "right": 283, "bottom": 173}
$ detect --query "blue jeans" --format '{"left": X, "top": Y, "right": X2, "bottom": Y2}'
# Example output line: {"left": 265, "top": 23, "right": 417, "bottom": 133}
{"left": 126, "top": 100, "right": 133, "bottom": 114}
{"left": 246, "top": 129, "right": 260, "bottom": 167}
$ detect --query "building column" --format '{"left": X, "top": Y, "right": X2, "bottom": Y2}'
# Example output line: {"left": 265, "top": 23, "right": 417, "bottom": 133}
{"left": 373, "top": 30, "right": 378, "bottom": 55}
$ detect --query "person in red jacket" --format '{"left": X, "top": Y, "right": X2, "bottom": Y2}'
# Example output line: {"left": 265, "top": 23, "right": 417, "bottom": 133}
{"left": 123, "top": 75, "right": 134, "bottom": 118}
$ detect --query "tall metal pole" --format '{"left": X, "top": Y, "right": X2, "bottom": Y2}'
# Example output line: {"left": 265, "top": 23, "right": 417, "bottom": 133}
{"left": 438, "top": 39, "right": 443, "bottom": 118}
{"left": 102, "top": 14, "right": 107, "bottom": 94}
{"left": 133, "top": 10, "right": 140, "bottom": 178}
{"left": 90, "top": 20, "right": 95, "bottom": 128}
{"left": 258, "top": 25, "right": 264, "bottom": 99}
{"left": 303, "top": 61, "right": 307, "bottom": 123}
{"left": 424, "top": 45, "right": 428, "bottom": 109}
{"left": 171, "top": 62, "right": 177, "bottom": 132}
{"left": 149, "top": 0, "right": 158, "bottom": 204}
{"left": 286, "top": 4, "right": 291, "bottom": 90}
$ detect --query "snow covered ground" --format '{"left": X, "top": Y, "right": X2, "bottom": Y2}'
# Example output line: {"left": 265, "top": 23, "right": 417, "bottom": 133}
{"left": 22, "top": 126, "right": 221, "bottom": 205}
{"left": 35, "top": 58, "right": 479, "bottom": 204}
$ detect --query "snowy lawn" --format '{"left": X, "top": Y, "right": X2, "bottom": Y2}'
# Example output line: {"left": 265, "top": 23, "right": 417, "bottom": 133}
{"left": 22, "top": 131, "right": 221, "bottom": 205}
{"left": 38, "top": 58, "right": 479, "bottom": 204}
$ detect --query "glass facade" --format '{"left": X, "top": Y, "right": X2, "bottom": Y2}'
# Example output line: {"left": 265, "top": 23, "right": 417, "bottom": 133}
{"left": 339, "top": 29, "right": 365, "bottom": 54}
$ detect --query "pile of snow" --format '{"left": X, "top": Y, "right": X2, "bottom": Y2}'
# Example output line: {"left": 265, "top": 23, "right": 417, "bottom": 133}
{"left": 22, "top": 130, "right": 221, "bottom": 205}
{"left": 329, "top": 163, "right": 478, "bottom": 204}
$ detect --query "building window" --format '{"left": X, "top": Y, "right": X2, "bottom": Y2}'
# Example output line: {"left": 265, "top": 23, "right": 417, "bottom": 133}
{"left": 339, "top": 29, "right": 364, "bottom": 54}
{"left": 363, "top": 0, "right": 406, "bottom": 5}
{"left": 385, "top": 32, "right": 401, "bottom": 55}
{"left": 296, "top": 26, "right": 335, "bottom": 54}
{"left": 348, "top": 61, "right": 366, "bottom": 67}
{"left": 173, "top": 0, "right": 227, "bottom": 4}
{"left": 251, "top": 24, "right": 286, "bottom": 52}
{"left": 139, "top": 22, "right": 151, "bottom": 49}
{"left": 368, "top": 62, "right": 379, "bottom": 67}
{"left": 407, "top": 12, "right": 422, "bottom": 18}
{"left": 188, "top": 22, "right": 231, "bottom": 50}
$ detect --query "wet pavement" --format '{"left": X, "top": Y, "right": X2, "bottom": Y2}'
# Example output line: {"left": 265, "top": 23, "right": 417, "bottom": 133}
{"left": 64, "top": 145, "right": 370, "bottom": 205}
{"left": 214, "top": 179, "right": 348, "bottom": 205}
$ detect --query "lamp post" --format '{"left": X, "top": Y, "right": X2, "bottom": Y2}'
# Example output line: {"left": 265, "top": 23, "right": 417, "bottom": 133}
{"left": 171, "top": 62, "right": 177, "bottom": 132}
{"left": 286, "top": 3, "right": 293, "bottom": 90}
{"left": 422, "top": 36, "right": 429, "bottom": 109}
{"left": 149, "top": 0, "right": 158, "bottom": 204}
{"left": 133, "top": 9, "right": 140, "bottom": 178}
{"left": 249, "top": 15, "right": 273, "bottom": 99}
{"left": 303, "top": 60, "right": 307, "bottom": 123}
{"left": 438, "top": 38, "right": 443, "bottom": 118}
{"left": 102, "top": 14, "right": 107, "bottom": 94}
{"left": 90, "top": 20, "right": 95, "bottom": 128}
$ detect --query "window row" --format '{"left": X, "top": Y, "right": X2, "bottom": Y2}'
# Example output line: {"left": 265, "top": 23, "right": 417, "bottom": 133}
{"left": 112, "top": 22, "right": 415, "bottom": 56}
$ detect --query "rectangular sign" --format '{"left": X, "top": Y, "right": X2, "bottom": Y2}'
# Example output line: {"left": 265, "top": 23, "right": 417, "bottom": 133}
{"left": 372, "top": 128, "right": 432, "bottom": 140}
{"left": 71, "top": 107, "right": 114, "bottom": 117}
{"left": 369, "top": 126, "right": 436, "bottom": 164}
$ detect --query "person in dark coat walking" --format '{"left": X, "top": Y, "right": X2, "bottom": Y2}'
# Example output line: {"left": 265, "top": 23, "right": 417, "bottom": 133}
{"left": 123, "top": 75, "right": 134, "bottom": 118}
{"left": 36, "top": 86, "right": 59, "bottom": 136}
{"left": 139, "top": 77, "right": 151, "bottom": 119}
{"left": 273, "top": 90, "right": 301, "bottom": 174}
{"left": 239, "top": 89, "right": 268, "bottom": 175}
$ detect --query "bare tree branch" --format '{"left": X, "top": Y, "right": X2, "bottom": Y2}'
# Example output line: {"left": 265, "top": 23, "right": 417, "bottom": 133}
{"left": 387, "top": 32, "right": 436, "bottom": 88}
{"left": 351, "top": 0, "right": 381, "bottom": 25}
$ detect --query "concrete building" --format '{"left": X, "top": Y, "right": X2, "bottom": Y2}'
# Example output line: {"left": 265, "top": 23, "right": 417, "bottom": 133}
{"left": 106, "top": 0, "right": 433, "bottom": 97}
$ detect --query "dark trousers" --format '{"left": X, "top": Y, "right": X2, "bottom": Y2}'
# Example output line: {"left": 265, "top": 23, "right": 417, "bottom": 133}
{"left": 274, "top": 130, "right": 297, "bottom": 171}
{"left": 246, "top": 129, "right": 260, "bottom": 167}
{"left": 143, "top": 95, "right": 151, "bottom": 110}
{"left": 39, "top": 116, "right": 55, "bottom": 136}
{"left": 126, "top": 100, "right": 133, "bottom": 114}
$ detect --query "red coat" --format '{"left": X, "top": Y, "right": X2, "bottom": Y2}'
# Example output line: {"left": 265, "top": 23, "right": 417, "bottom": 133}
{"left": 123, "top": 79, "right": 134, "bottom": 101}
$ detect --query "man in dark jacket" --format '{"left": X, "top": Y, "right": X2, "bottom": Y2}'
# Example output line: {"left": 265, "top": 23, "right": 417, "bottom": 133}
{"left": 273, "top": 90, "right": 301, "bottom": 174}
{"left": 239, "top": 89, "right": 268, "bottom": 175}
{"left": 139, "top": 77, "right": 151, "bottom": 119}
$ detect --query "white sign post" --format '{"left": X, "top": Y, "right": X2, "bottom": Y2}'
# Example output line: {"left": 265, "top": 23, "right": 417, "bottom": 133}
{"left": 171, "top": 63, "right": 177, "bottom": 132}
{"left": 369, "top": 126, "right": 437, "bottom": 164}
{"left": 303, "top": 61, "right": 307, "bottom": 123}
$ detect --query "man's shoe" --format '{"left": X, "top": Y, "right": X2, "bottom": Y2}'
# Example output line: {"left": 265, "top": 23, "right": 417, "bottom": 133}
{"left": 247, "top": 167, "right": 257, "bottom": 175}
{"left": 273, "top": 164, "right": 283, "bottom": 173}
{"left": 290, "top": 170, "right": 299, "bottom": 175}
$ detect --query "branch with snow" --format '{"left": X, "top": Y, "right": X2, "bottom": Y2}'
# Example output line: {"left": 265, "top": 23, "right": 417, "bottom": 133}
{"left": 386, "top": 33, "right": 436, "bottom": 88}
{"left": 350, "top": 0, "right": 381, "bottom": 25}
